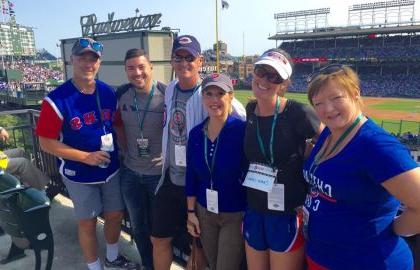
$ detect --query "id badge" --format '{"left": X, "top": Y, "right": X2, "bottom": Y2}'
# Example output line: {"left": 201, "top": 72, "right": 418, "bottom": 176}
{"left": 267, "top": 183, "right": 285, "bottom": 211}
{"left": 206, "top": 189, "right": 219, "bottom": 214}
{"left": 137, "top": 138, "right": 150, "bottom": 157}
{"left": 100, "top": 133, "right": 114, "bottom": 152}
{"left": 243, "top": 163, "right": 277, "bottom": 192}
{"left": 174, "top": 144, "right": 186, "bottom": 167}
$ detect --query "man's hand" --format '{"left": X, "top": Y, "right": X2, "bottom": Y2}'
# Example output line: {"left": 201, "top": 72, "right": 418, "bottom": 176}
{"left": 0, "top": 128, "right": 9, "bottom": 142}
{"left": 81, "top": 151, "right": 111, "bottom": 166}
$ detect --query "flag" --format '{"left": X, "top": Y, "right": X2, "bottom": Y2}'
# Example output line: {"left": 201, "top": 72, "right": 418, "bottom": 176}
{"left": 1, "top": 0, "right": 6, "bottom": 14}
{"left": 221, "top": 0, "right": 229, "bottom": 9}
{"left": 7, "top": 0, "right": 14, "bottom": 16}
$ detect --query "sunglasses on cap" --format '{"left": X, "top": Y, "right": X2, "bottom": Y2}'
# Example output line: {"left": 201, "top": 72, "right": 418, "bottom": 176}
{"left": 79, "top": 38, "right": 103, "bottom": 52}
{"left": 307, "top": 64, "right": 347, "bottom": 84}
{"left": 254, "top": 65, "right": 284, "bottom": 84}
{"left": 172, "top": 54, "right": 196, "bottom": 63}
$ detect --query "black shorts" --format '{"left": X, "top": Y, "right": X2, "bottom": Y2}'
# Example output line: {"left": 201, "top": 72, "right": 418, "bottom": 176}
{"left": 151, "top": 171, "right": 188, "bottom": 239}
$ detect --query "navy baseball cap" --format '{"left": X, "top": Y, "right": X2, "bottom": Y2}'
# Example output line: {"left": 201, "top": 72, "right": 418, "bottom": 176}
{"left": 172, "top": 35, "right": 201, "bottom": 56}
{"left": 202, "top": 73, "right": 233, "bottom": 93}
{"left": 72, "top": 37, "right": 103, "bottom": 58}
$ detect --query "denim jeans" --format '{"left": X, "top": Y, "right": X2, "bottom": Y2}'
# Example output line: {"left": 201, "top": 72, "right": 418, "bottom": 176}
{"left": 120, "top": 166, "right": 160, "bottom": 269}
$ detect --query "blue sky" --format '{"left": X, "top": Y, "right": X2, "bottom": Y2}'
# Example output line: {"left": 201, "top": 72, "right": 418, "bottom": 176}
{"left": 7, "top": 0, "right": 420, "bottom": 57}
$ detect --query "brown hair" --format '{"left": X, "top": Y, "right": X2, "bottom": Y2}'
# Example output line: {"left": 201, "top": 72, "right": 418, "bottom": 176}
{"left": 307, "top": 65, "right": 363, "bottom": 108}
{"left": 124, "top": 48, "right": 150, "bottom": 64}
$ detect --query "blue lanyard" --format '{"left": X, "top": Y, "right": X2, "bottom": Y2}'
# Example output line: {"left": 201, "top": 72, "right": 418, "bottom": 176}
{"left": 309, "top": 114, "right": 363, "bottom": 175}
{"left": 133, "top": 82, "right": 155, "bottom": 138}
{"left": 255, "top": 96, "right": 280, "bottom": 168}
{"left": 203, "top": 121, "right": 222, "bottom": 190}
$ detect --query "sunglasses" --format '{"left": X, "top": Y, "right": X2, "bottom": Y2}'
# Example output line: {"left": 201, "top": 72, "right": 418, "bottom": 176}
{"left": 172, "top": 54, "right": 196, "bottom": 63}
{"left": 253, "top": 65, "right": 284, "bottom": 84}
{"left": 79, "top": 38, "right": 103, "bottom": 52}
{"left": 307, "top": 64, "right": 347, "bottom": 84}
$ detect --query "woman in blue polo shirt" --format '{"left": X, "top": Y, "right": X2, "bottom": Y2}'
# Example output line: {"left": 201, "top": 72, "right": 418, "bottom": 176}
{"left": 303, "top": 64, "right": 420, "bottom": 270}
{"left": 185, "top": 73, "right": 247, "bottom": 270}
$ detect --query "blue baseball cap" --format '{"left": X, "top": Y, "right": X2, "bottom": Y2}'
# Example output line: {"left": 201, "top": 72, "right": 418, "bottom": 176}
{"left": 172, "top": 35, "right": 201, "bottom": 57}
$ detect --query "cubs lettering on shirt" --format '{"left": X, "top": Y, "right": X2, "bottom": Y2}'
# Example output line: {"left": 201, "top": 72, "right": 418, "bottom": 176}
{"left": 36, "top": 79, "right": 119, "bottom": 184}
{"left": 302, "top": 119, "right": 417, "bottom": 270}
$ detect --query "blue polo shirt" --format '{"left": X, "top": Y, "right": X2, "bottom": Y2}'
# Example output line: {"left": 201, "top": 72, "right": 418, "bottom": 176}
{"left": 185, "top": 115, "right": 248, "bottom": 212}
{"left": 303, "top": 119, "right": 417, "bottom": 269}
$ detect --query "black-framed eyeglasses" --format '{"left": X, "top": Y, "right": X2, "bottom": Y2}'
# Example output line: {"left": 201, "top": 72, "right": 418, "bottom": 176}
{"left": 253, "top": 65, "right": 284, "bottom": 84}
{"left": 307, "top": 64, "right": 347, "bottom": 84}
{"left": 172, "top": 54, "right": 196, "bottom": 63}
{"left": 79, "top": 38, "right": 103, "bottom": 52}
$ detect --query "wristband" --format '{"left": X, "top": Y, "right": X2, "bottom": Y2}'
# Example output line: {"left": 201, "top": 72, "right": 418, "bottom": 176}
{"left": 187, "top": 209, "right": 195, "bottom": 213}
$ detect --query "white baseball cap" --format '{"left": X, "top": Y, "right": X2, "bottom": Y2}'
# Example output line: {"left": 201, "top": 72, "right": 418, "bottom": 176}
{"left": 254, "top": 50, "right": 292, "bottom": 80}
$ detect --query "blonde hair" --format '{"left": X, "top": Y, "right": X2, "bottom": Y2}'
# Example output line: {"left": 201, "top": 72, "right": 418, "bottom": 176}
{"left": 307, "top": 66, "right": 364, "bottom": 109}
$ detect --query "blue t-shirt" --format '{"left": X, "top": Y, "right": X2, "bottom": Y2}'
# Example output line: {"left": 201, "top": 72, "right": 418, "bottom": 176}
{"left": 46, "top": 79, "right": 119, "bottom": 183}
{"left": 303, "top": 119, "right": 417, "bottom": 270}
{"left": 185, "top": 116, "right": 248, "bottom": 212}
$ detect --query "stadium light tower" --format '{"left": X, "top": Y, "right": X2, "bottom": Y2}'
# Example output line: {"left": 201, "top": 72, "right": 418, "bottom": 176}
{"left": 348, "top": 0, "right": 416, "bottom": 27}
{"left": 274, "top": 8, "right": 330, "bottom": 34}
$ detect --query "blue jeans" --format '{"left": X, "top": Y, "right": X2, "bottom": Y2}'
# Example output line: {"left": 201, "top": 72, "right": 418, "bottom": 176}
{"left": 120, "top": 167, "right": 160, "bottom": 269}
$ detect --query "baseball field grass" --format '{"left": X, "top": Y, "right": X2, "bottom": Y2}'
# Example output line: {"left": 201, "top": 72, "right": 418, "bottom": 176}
{"left": 234, "top": 90, "right": 420, "bottom": 134}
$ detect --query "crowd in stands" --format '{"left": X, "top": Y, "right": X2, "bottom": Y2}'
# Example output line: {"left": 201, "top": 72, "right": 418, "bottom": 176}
{"left": 0, "top": 60, "right": 63, "bottom": 94}
{"left": 277, "top": 35, "right": 420, "bottom": 98}
{"left": 281, "top": 35, "right": 420, "bottom": 60}
{"left": 286, "top": 71, "right": 420, "bottom": 98}
{"left": 7, "top": 60, "right": 63, "bottom": 82}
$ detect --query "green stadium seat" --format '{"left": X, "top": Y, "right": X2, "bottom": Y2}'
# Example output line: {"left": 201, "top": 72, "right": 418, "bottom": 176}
{"left": 0, "top": 173, "right": 54, "bottom": 270}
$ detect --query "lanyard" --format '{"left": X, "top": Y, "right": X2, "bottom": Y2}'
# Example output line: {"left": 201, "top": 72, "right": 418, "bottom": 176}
{"left": 309, "top": 114, "right": 363, "bottom": 175}
{"left": 203, "top": 123, "right": 221, "bottom": 190}
{"left": 94, "top": 85, "right": 107, "bottom": 135}
{"left": 255, "top": 96, "right": 280, "bottom": 168}
{"left": 133, "top": 82, "right": 155, "bottom": 138}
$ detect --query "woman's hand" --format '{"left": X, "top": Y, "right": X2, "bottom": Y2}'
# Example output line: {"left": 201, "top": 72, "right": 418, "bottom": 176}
{"left": 187, "top": 212, "right": 201, "bottom": 238}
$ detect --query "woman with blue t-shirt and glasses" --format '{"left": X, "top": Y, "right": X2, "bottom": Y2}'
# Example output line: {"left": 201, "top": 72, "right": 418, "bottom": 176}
{"left": 303, "top": 64, "right": 420, "bottom": 270}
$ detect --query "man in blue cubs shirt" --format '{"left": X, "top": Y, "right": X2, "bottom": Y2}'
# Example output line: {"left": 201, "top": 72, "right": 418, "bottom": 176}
{"left": 36, "top": 38, "right": 138, "bottom": 270}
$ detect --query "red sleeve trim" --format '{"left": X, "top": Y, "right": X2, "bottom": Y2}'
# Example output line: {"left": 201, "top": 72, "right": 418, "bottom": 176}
{"left": 36, "top": 99, "right": 63, "bottom": 139}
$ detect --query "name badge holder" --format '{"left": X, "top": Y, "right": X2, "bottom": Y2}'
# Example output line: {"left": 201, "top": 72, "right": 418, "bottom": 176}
{"left": 206, "top": 189, "right": 219, "bottom": 214}
{"left": 243, "top": 163, "right": 277, "bottom": 192}
{"left": 133, "top": 83, "right": 155, "bottom": 158}
{"left": 137, "top": 136, "right": 150, "bottom": 157}
{"left": 175, "top": 144, "right": 187, "bottom": 167}
{"left": 267, "top": 183, "right": 285, "bottom": 211}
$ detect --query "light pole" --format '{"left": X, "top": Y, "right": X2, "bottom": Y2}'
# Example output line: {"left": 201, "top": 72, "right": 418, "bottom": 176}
{"left": 0, "top": 42, "right": 4, "bottom": 71}
{"left": 56, "top": 43, "right": 60, "bottom": 66}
